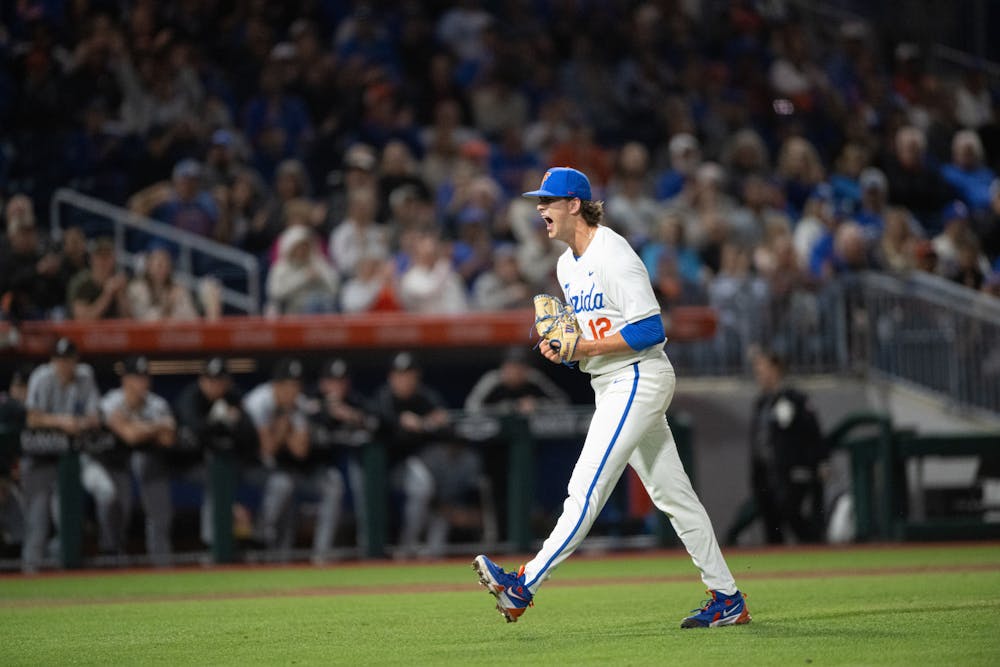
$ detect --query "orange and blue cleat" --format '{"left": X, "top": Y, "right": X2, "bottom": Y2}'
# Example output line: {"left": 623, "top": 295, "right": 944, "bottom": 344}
{"left": 680, "top": 589, "right": 751, "bottom": 628}
{"left": 472, "top": 555, "right": 534, "bottom": 623}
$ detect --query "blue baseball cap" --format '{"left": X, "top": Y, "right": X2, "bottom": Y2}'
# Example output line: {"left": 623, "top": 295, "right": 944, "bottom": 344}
{"left": 522, "top": 167, "right": 592, "bottom": 201}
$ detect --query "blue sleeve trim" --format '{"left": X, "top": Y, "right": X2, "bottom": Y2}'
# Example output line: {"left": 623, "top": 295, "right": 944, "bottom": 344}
{"left": 620, "top": 314, "right": 666, "bottom": 351}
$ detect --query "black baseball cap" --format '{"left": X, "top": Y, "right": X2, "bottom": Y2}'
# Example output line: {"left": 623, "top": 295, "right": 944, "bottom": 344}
{"left": 321, "top": 358, "right": 349, "bottom": 380}
{"left": 52, "top": 337, "right": 78, "bottom": 358}
{"left": 390, "top": 351, "right": 419, "bottom": 373}
{"left": 503, "top": 346, "right": 530, "bottom": 365}
{"left": 202, "top": 357, "right": 230, "bottom": 379}
{"left": 122, "top": 355, "right": 150, "bottom": 376}
{"left": 273, "top": 357, "right": 305, "bottom": 382}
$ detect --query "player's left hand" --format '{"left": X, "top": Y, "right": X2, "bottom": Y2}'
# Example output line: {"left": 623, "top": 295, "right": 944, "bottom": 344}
{"left": 538, "top": 339, "right": 560, "bottom": 364}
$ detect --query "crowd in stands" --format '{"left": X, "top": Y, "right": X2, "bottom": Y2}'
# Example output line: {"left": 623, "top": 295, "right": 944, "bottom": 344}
{"left": 2, "top": 1, "right": 999, "bottom": 332}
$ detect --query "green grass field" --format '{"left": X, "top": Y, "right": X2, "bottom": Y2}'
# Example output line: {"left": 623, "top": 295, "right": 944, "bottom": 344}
{"left": 2, "top": 544, "right": 999, "bottom": 666}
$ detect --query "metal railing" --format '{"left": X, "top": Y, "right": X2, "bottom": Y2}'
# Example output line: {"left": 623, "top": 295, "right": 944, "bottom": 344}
{"left": 50, "top": 189, "right": 261, "bottom": 315}
{"left": 666, "top": 281, "right": 849, "bottom": 377}
{"left": 847, "top": 271, "right": 1000, "bottom": 416}
{"left": 666, "top": 270, "right": 998, "bottom": 417}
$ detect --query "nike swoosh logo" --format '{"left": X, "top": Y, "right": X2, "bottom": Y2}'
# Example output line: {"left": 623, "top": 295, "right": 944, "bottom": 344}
{"left": 588, "top": 271, "right": 594, "bottom": 276}
{"left": 721, "top": 604, "right": 743, "bottom": 618}
{"left": 507, "top": 590, "right": 530, "bottom": 602}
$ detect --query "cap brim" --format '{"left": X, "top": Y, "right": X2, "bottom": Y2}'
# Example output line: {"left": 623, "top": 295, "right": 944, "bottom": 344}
{"left": 522, "top": 189, "right": 577, "bottom": 198}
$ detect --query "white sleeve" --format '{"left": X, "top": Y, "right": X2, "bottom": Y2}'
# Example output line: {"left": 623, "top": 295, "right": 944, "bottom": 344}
{"left": 598, "top": 238, "right": 660, "bottom": 323}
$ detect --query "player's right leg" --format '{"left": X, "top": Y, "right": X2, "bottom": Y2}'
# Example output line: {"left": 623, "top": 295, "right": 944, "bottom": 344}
{"left": 629, "top": 419, "right": 750, "bottom": 628}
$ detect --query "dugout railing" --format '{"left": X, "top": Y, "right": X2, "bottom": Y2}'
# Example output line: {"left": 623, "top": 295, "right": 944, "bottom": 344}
{"left": 828, "top": 412, "right": 1000, "bottom": 542}
{"left": 5, "top": 406, "right": 695, "bottom": 570}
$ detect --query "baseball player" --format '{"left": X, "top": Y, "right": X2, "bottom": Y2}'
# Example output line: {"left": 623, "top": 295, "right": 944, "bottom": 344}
{"left": 21, "top": 338, "right": 101, "bottom": 572}
{"left": 473, "top": 167, "right": 750, "bottom": 628}
{"left": 102, "top": 355, "right": 177, "bottom": 565}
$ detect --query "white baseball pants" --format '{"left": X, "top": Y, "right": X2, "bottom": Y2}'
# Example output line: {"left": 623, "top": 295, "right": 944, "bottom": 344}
{"left": 523, "top": 355, "right": 738, "bottom": 595}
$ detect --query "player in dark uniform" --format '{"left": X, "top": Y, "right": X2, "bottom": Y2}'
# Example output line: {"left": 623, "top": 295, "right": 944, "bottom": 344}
{"left": 368, "top": 352, "right": 452, "bottom": 558}
{"left": 306, "top": 358, "right": 376, "bottom": 557}
{"left": 464, "top": 346, "right": 569, "bottom": 415}
{"left": 728, "top": 349, "right": 829, "bottom": 545}
{"left": 173, "top": 358, "right": 258, "bottom": 547}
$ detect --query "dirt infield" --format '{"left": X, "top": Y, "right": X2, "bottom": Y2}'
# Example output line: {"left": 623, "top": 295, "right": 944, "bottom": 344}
{"left": 4, "top": 560, "right": 999, "bottom": 609}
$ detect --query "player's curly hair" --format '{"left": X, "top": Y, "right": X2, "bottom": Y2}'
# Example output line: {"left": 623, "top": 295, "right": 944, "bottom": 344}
{"left": 580, "top": 199, "right": 604, "bottom": 227}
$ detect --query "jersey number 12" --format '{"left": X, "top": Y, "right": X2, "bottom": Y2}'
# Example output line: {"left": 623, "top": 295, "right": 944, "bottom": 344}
{"left": 588, "top": 317, "right": 611, "bottom": 339}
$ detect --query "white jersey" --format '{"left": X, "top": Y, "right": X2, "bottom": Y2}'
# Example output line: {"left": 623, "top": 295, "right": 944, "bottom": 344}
{"left": 556, "top": 225, "right": 665, "bottom": 376}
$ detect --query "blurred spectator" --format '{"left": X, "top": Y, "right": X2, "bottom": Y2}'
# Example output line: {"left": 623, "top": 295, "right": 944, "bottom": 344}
{"left": 605, "top": 142, "right": 661, "bottom": 246}
{"left": 983, "top": 270, "right": 1000, "bottom": 298}
{"left": 776, "top": 136, "right": 826, "bottom": 219}
{"left": 67, "top": 236, "right": 131, "bottom": 320}
{"left": 729, "top": 175, "right": 790, "bottom": 249}
{"left": 266, "top": 224, "right": 339, "bottom": 315}
{"left": 489, "top": 126, "right": 540, "bottom": 199}
{"left": 203, "top": 129, "right": 247, "bottom": 190}
{"left": 55, "top": 227, "right": 90, "bottom": 303}
{"left": 884, "top": 126, "right": 956, "bottom": 235}
{"left": 471, "top": 73, "right": 530, "bottom": 140}
{"left": 173, "top": 358, "right": 258, "bottom": 548}
{"left": 368, "top": 352, "right": 451, "bottom": 558}
{"left": 876, "top": 208, "right": 921, "bottom": 273}
{"left": 340, "top": 250, "right": 402, "bottom": 313}
{"left": 217, "top": 168, "right": 268, "bottom": 248}
{"left": 0, "top": 194, "right": 64, "bottom": 322}
{"left": 719, "top": 130, "right": 769, "bottom": 199}
{"left": 0, "top": 368, "right": 29, "bottom": 557}
{"left": 852, "top": 167, "right": 890, "bottom": 240}
{"left": 101, "top": 356, "right": 176, "bottom": 565}
{"left": 656, "top": 133, "right": 702, "bottom": 202}
{"left": 451, "top": 206, "right": 495, "bottom": 286}
{"left": 768, "top": 23, "right": 832, "bottom": 114}
{"left": 954, "top": 66, "right": 995, "bottom": 130}
{"left": 126, "top": 247, "right": 201, "bottom": 321}
{"left": 326, "top": 144, "right": 379, "bottom": 235}
{"left": 421, "top": 99, "right": 479, "bottom": 191}
{"left": 244, "top": 62, "right": 313, "bottom": 182}
{"left": 912, "top": 239, "right": 939, "bottom": 275}
{"left": 146, "top": 159, "right": 222, "bottom": 240}
{"left": 21, "top": 338, "right": 101, "bottom": 572}
{"left": 399, "top": 233, "right": 469, "bottom": 313}
{"left": 378, "top": 140, "right": 432, "bottom": 223}
{"left": 328, "top": 187, "right": 389, "bottom": 279}
{"left": 64, "top": 97, "right": 133, "bottom": 204}
{"left": 976, "top": 180, "right": 1000, "bottom": 262}
{"left": 641, "top": 212, "right": 707, "bottom": 307}
{"left": 940, "top": 130, "right": 996, "bottom": 216}
{"left": 306, "top": 358, "right": 376, "bottom": 556}
{"left": 708, "top": 244, "right": 769, "bottom": 362}
{"left": 465, "top": 346, "right": 569, "bottom": 415}
{"left": 471, "top": 243, "right": 531, "bottom": 310}
{"left": 548, "top": 122, "right": 613, "bottom": 190}
{"left": 793, "top": 185, "right": 838, "bottom": 271}
{"left": 245, "top": 159, "right": 312, "bottom": 258}
{"left": 243, "top": 358, "right": 345, "bottom": 561}
{"left": 810, "top": 220, "right": 873, "bottom": 280}
{"left": 828, "top": 143, "right": 871, "bottom": 212}
{"left": 932, "top": 201, "right": 974, "bottom": 276}
{"left": 726, "top": 349, "right": 828, "bottom": 545}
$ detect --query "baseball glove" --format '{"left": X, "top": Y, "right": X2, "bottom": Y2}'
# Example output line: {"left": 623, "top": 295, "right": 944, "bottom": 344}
{"left": 532, "top": 293, "right": 581, "bottom": 364}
